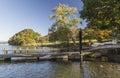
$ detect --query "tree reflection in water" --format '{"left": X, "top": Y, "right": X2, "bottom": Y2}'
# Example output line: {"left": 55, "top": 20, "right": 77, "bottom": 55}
{"left": 49, "top": 61, "right": 83, "bottom": 78}
{"left": 82, "top": 61, "right": 120, "bottom": 78}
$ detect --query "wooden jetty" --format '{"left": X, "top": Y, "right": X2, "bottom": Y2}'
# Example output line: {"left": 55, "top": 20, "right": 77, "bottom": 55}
{"left": 2, "top": 44, "right": 119, "bottom": 61}
{"left": 0, "top": 48, "right": 81, "bottom": 61}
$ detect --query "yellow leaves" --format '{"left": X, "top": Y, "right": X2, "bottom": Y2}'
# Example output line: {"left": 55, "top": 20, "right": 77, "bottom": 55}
{"left": 97, "top": 29, "right": 112, "bottom": 39}
{"left": 73, "top": 17, "right": 81, "bottom": 23}
{"left": 97, "top": 21, "right": 102, "bottom": 24}
{"left": 82, "top": 28, "right": 112, "bottom": 41}
{"left": 50, "top": 4, "right": 80, "bottom": 27}
{"left": 52, "top": 4, "right": 77, "bottom": 16}
{"left": 62, "top": 17, "right": 69, "bottom": 24}
{"left": 115, "top": 20, "right": 120, "bottom": 24}
{"left": 56, "top": 6, "right": 64, "bottom": 15}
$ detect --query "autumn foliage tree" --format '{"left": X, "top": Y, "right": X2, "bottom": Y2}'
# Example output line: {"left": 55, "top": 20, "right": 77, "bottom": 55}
{"left": 49, "top": 4, "right": 81, "bottom": 46}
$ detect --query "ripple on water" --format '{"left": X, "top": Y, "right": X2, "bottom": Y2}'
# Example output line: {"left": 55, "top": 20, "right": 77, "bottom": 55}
{"left": 0, "top": 61, "right": 82, "bottom": 78}
{"left": 0, "top": 61, "right": 120, "bottom": 78}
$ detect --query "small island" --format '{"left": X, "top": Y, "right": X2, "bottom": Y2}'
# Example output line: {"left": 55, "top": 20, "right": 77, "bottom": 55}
{"left": 8, "top": 29, "right": 41, "bottom": 46}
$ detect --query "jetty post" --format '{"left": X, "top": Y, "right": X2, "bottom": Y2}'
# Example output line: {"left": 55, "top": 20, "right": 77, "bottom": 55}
{"left": 79, "top": 28, "right": 83, "bottom": 61}
{"left": 34, "top": 47, "right": 36, "bottom": 50}
{"left": 13, "top": 48, "right": 16, "bottom": 53}
{"left": 19, "top": 47, "right": 22, "bottom": 53}
{"left": 3, "top": 48, "right": 8, "bottom": 54}
{"left": 26, "top": 47, "right": 29, "bottom": 53}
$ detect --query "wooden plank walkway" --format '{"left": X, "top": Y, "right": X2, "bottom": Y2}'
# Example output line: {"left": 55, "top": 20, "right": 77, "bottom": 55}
{"left": 0, "top": 52, "right": 80, "bottom": 57}
{"left": 0, "top": 49, "right": 80, "bottom": 61}
{"left": 1, "top": 44, "right": 119, "bottom": 61}
{"left": 84, "top": 44, "right": 120, "bottom": 52}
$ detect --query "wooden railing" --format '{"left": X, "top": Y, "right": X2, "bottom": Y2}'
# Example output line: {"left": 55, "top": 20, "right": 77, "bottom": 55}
{"left": 3, "top": 47, "right": 60, "bottom": 54}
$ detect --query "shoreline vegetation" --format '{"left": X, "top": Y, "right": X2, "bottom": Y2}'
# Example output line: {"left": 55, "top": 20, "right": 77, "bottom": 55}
{"left": 5, "top": 3, "right": 119, "bottom": 62}
{"left": 7, "top": 4, "right": 119, "bottom": 50}
{"left": 6, "top": 40, "right": 97, "bottom": 53}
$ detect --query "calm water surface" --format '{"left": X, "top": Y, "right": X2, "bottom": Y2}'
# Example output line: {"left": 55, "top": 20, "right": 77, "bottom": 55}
{"left": 0, "top": 44, "right": 120, "bottom": 78}
{"left": 0, "top": 61, "right": 120, "bottom": 78}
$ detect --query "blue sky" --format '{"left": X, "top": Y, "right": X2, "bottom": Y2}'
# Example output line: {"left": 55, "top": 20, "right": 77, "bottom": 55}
{"left": 0, "top": 0, "right": 86, "bottom": 41}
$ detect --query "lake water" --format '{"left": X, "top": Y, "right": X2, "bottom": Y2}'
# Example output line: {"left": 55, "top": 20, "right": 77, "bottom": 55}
{"left": 0, "top": 44, "right": 120, "bottom": 78}
{"left": 0, "top": 61, "right": 120, "bottom": 78}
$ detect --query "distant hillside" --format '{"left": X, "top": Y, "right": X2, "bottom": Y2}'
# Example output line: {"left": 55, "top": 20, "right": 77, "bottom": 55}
{"left": 0, "top": 41, "right": 8, "bottom": 44}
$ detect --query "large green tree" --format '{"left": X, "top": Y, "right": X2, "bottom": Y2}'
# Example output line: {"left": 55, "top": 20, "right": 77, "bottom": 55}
{"left": 80, "top": 0, "right": 120, "bottom": 29}
{"left": 49, "top": 4, "right": 80, "bottom": 46}
{"left": 80, "top": 0, "right": 120, "bottom": 40}
{"left": 8, "top": 29, "right": 41, "bottom": 45}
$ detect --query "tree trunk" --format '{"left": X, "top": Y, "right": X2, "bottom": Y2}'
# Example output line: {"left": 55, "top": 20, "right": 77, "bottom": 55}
{"left": 72, "top": 38, "right": 76, "bottom": 46}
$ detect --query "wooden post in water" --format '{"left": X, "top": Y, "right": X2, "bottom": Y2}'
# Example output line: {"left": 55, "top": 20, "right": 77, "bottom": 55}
{"left": 42, "top": 47, "right": 44, "bottom": 52}
{"left": 3, "top": 48, "right": 8, "bottom": 54}
{"left": 13, "top": 48, "right": 16, "bottom": 53}
{"left": 26, "top": 47, "right": 28, "bottom": 54}
{"left": 19, "top": 47, "right": 22, "bottom": 53}
{"left": 34, "top": 47, "right": 36, "bottom": 50}
{"left": 34, "top": 47, "right": 36, "bottom": 52}
{"left": 36, "top": 57, "right": 39, "bottom": 61}
{"left": 79, "top": 29, "right": 83, "bottom": 61}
